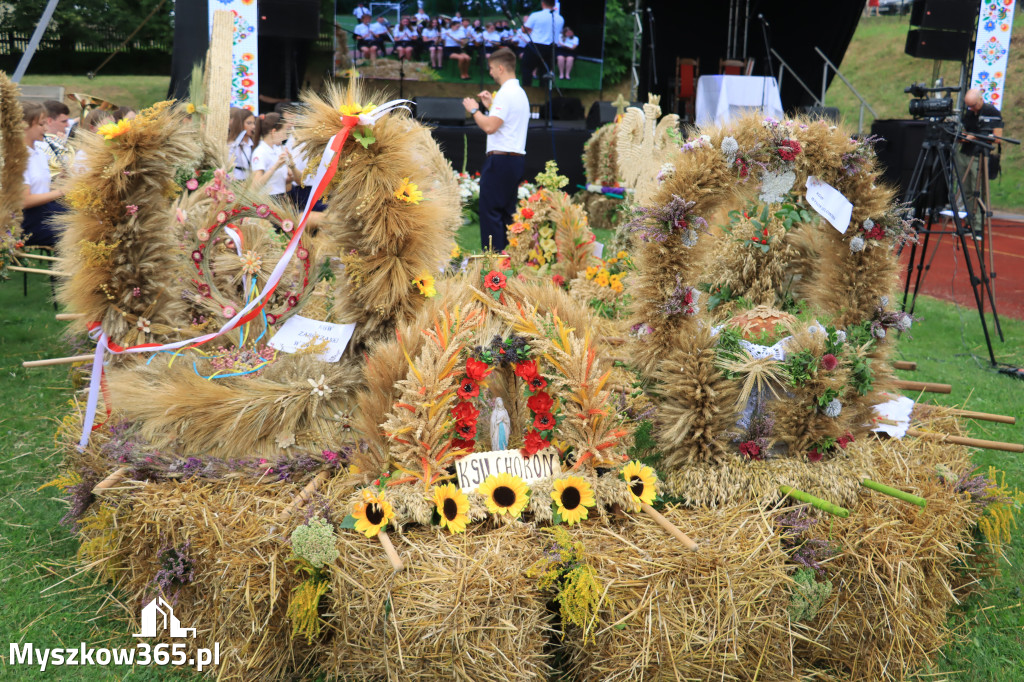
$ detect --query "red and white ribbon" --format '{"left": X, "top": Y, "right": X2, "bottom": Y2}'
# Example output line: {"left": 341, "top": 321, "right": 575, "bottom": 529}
{"left": 78, "top": 101, "right": 411, "bottom": 449}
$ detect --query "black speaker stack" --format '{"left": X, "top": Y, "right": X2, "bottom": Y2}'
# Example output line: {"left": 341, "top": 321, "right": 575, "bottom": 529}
{"left": 904, "top": 0, "right": 979, "bottom": 61}
{"left": 259, "top": 0, "right": 321, "bottom": 40}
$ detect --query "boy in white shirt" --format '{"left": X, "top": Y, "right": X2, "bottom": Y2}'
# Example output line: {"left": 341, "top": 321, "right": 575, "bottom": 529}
{"left": 370, "top": 16, "right": 391, "bottom": 56}
{"left": 21, "top": 102, "right": 66, "bottom": 248}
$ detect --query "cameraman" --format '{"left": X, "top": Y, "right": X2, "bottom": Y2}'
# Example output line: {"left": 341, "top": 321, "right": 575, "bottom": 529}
{"left": 959, "top": 88, "right": 1002, "bottom": 240}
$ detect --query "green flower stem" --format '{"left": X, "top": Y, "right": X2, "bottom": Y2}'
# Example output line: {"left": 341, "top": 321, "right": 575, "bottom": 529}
{"left": 779, "top": 485, "right": 850, "bottom": 518}
{"left": 860, "top": 479, "right": 927, "bottom": 508}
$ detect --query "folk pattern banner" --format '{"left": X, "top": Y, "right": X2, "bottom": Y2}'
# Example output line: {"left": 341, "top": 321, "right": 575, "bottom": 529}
{"left": 970, "top": 0, "right": 1016, "bottom": 106}
{"left": 208, "top": 0, "right": 258, "bottom": 112}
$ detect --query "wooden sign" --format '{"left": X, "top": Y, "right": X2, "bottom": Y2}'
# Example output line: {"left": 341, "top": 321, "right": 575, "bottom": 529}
{"left": 455, "top": 449, "right": 560, "bottom": 493}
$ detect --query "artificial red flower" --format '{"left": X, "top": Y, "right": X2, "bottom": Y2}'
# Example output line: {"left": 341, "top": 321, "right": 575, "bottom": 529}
{"left": 454, "top": 420, "right": 477, "bottom": 439}
{"left": 501, "top": 258, "right": 512, "bottom": 269}
{"left": 451, "top": 401, "right": 480, "bottom": 423}
{"left": 866, "top": 225, "right": 885, "bottom": 240}
{"left": 451, "top": 438, "right": 476, "bottom": 452}
{"left": 820, "top": 353, "right": 838, "bottom": 371}
{"left": 528, "top": 191, "right": 543, "bottom": 202}
{"left": 674, "top": 217, "right": 688, "bottom": 230}
{"left": 514, "top": 359, "right": 539, "bottom": 381}
{"left": 526, "top": 374, "right": 547, "bottom": 392}
{"left": 552, "top": 274, "right": 565, "bottom": 287}
{"left": 533, "top": 412, "right": 555, "bottom": 431}
{"left": 484, "top": 270, "right": 507, "bottom": 291}
{"left": 778, "top": 138, "right": 802, "bottom": 161}
{"left": 521, "top": 429, "right": 550, "bottom": 457}
{"left": 739, "top": 440, "right": 761, "bottom": 460}
{"left": 465, "top": 357, "right": 492, "bottom": 382}
{"left": 520, "top": 207, "right": 534, "bottom": 219}
{"left": 457, "top": 379, "right": 480, "bottom": 400}
{"left": 807, "top": 448, "right": 823, "bottom": 462}
{"left": 527, "top": 391, "right": 553, "bottom": 413}
{"left": 736, "top": 158, "right": 749, "bottom": 178}
{"left": 837, "top": 433, "right": 854, "bottom": 449}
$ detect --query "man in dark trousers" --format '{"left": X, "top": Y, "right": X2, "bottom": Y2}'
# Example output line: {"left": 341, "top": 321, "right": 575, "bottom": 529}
{"left": 463, "top": 47, "right": 530, "bottom": 253}
{"left": 959, "top": 88, "right": 1003, "bottom": 240}
{"left": 520, "top": 0, "right": 563, "bottom": 87}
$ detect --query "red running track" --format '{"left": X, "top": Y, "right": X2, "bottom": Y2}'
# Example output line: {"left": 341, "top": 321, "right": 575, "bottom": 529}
{"left": 899, "top": 217, "right": 1024, "bottom": 320}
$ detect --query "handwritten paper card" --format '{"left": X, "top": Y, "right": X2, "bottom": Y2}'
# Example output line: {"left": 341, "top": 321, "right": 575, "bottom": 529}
{"left": 456, "top": 449, "right": 561, "bottom": 492}
{"left": 268, "top": 315, "right": 356, "bottom": 362}
{"left": 805, "top": 176, "right": 853, "bottom": 234}
{"left": 592, "top": 241, "right": 604, "bottom": 259}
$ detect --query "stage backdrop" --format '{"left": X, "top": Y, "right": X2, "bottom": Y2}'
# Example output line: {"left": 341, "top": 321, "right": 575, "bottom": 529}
{"left": 334, "top": 1, "right": 604, "bottom": 90}
{"left": 208, "top": 0, "right": 259, "bottom": 112}
{"left": 970, "top": 0, "right": 1017, "bottom": 107}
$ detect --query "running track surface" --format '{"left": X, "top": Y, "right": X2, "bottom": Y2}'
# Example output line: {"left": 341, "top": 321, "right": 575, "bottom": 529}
{"left": 899, "top": 217, "right": 1024, "bottom": 320}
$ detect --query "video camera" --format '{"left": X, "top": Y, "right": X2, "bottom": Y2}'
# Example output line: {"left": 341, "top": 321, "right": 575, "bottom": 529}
{"left": 905, "top": 82, "right": 961, "bottom": 119}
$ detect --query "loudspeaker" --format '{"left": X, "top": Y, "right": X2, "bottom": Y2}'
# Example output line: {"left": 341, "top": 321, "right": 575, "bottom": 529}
{"left": 870, "top": 119, "right": 933, "bottom": 198}
{"left": 905, "top": 28, "right": 972, "bottom": 60}
{"left": 585, "top": 100, "right": 641, "bottom": 130}
{"left": 541, "top": 97, "right": 585, "bottom": 121}
{"left": 910, "top": 0, "right": 979, "bottom": 30}
{"left": 413, "top": 97, "right": 467, "bottom": 126}
{"left": 259, "top": 0, "right": 320, "bottom": 40}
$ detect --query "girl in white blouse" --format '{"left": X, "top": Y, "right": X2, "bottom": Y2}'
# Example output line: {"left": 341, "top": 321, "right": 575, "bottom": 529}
{"left": 557, "top": 27, "right": 579, "bottom": 80}
{"left": 420, "top": 19, "right": 441, "bottom": 68}
{"left": 250, "top": 113, "right": 295, "bottom": 199}
{"left": 227, "top": 107, "right": 257, "bottom": 181}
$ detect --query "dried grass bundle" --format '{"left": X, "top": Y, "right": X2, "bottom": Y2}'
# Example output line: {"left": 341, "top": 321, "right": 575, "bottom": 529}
{"left": 0, "top": 72, "right": 27, "bottom": 235}
{"left": 561, "top": 503, "right": 794, "bottom": 682}
{"left": 583, "top": 122, "right": 619, "bottom": 187}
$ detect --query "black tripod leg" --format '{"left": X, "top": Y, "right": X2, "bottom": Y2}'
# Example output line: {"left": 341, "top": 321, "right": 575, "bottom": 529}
{"left": 906, "top": 215, "right": 933, "bottom": 316}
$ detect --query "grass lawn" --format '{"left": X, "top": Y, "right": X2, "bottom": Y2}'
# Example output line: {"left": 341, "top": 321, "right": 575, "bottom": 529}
{"left": 20, "top": 75, "right": 170, "bottom": 115}
{"left": 0, "top": 251, "right": 1021, "bottom": 680}
{"left": 825, "top": 12, "right": 1024, "bottom": 213}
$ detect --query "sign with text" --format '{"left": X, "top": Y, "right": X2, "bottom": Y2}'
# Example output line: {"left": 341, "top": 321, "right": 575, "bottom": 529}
{"left": 455, "top": 449, "right": 560, "bottom": 493}
{"left": 268, "top": 315, "right": 356, "bottom": 362}
{"left": 805, "top": 176, "right": 853, "bottom": 234}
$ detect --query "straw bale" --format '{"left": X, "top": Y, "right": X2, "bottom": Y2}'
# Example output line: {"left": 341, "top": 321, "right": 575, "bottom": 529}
{"left": 323, "top": 522, "right": 555, "bottom": 681}
{"left": 561, "top": 504, "right": 796, "bottom": 682}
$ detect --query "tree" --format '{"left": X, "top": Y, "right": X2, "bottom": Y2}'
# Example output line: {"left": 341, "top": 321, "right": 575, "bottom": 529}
{"left": 0, "top": 0, "right": 174, "bottom": 48}
{"left": 601, "top": 0, "right": 633, "bottom": 88}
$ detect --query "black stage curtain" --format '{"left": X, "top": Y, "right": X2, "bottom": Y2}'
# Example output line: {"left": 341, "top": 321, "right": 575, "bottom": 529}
{"left": 641, "top": 0, "right": 864, "bottom": 112}
{"left": 168, "top": 0, "right": 209, "bottom": 100}
{"left": 430, "top": 125, "right": 589, "bottom": 191}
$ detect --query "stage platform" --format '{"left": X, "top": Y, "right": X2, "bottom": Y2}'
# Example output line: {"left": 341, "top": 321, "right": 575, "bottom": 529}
{"left": 430, "top": 122, "right": 590, "bottom": 190}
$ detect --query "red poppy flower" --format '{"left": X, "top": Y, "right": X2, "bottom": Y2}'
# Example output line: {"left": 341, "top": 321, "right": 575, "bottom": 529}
{"left": 484, "top": 270, "right": 506, "bottom": 291}
{"left": 807, "top": 448, "right": 823, "bottom": 462}
{"left": 451, "top": 401, "right": 479, "bottom": 423}
{"left": 820, "top": 353, "right": 838, "bottom": 371}
{"left": 527, "top": 374, "right": 547, "bottom": 392}
{"left": 521, "top": 207, "right": 534, "bottom": 219}
{"left": 521, "top": 429, "right": 550, "bottom": 457}
{"left": 457, "top": 379, "right": 480, "bottom": 399}
{"left": 465, "top": 357, "right": 492, "bottom": 381}
{"left": 837, "top": 433, "right": 854, "bottom": 449}
{"left": 454, "top": 420, "right": 477, "bottom": 439}
{"left": 739, "top": 440, "right": 761, "bottom": 459}
{"left": 527, "top": 391, "right": 553, "bottom": 413}
{"left": 514, "top": 359, "right": 538, "bottom": 381}
{"left": 552, "top": 274, "right": 565, "bottom": 287}
{"left": 451, "top": 438, "right": 476, "bottom": 452}
{"left": 533, "top": 412, "right": 555, "bottom": 431}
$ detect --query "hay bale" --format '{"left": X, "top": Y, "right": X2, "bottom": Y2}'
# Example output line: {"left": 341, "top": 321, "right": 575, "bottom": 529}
{"left": 323, "top": 523, "right": 554, "bottom": 681}
{"left": 560, "top": 504, "right": 795, "bottom": 682}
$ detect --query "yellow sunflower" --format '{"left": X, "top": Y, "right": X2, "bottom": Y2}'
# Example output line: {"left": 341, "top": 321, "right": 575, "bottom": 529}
{"left": 622, "top": 461, "right": 658, "bottom": 511}
{"left": 394, "top": 177, "right": 424, "bottom": 204}
{"left": 595, "top": 269, "right": 610, "bottom": 287}
{"left": 97, "top": 118, "right": 132, "bottom": 140}
{"left": 551, "top": 476, "right": 596, "bottom": 525}
{"left": 338, "top": 101, "right": 377, "bottom": 117}
{"left": 616, "top": 250, "right": 629, "bottom": 260}
{"left": 411, "top": 271, "right": 437, "bottom": 297}
{"left": 584, "top": 266, "right": 598, "bottom": 280}
{"left": 433, "top": 483, "right": 470, "bottom": 534}
{"left": 352, "top": 489, "right": 395, "bottom": 537}
{"left": 478, "top": 472, "right": 529, "bottom": 518}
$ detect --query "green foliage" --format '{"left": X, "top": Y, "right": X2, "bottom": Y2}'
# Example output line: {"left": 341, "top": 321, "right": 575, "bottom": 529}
{"left": 783, "top": 349, "right": 818, "bottom": 387}
{"left": 788, "top": 568, "right": 833, "bottom": 621}
{"left": 848, "top": 353, "right": 875, "bottom": 396}
{"left": 600, "top": 0, "right": 634, "bottom": 88}
{"left": 290, "top": 516, "right": 339, "bottom": 569}
{"left": 0, "top": 0, "right": 173, "bottom": 47}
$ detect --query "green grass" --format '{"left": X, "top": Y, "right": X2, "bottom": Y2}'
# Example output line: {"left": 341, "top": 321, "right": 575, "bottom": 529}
{"left": 0, "top": 263, "right": 1021, "bottom": 679}
{"left": 825, "top": 13, "right": 1024, "bottom": 213}
{"left": 20, "top": 75, "right": 170, "bottom": 114}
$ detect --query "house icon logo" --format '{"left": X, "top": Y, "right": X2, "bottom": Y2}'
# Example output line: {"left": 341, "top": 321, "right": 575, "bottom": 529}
{"left": 133, "top": 596, "right": 196, "bottom": 638}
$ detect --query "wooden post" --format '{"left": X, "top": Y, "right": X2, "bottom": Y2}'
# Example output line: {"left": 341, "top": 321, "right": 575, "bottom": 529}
{"left": 906, "top": 428, "right": 1023, "bottom": 453}
{"left": 23, "top": 354, "right": 94, "bottom": 368}
{"left": 205, "top": 11, "right": 233, "bottom": 147}
{"left": 9, "top": 265, "right": 67, "bottom": 277}
{"left": 892, "top": 379, "right": 952, "bottom": 394}
{"left": 275, "top": 470, "right": 331, "bottom": 522}
{"left": 892, "top": 360, "right": 917, "bottom": 371}
{"left": 377, "top": 529, "right": 405, "bottom": 571}
{"left": 640, "top": 503, "right": 698, "bottom": 551}
{"left": 915, "top": 406, "right": 1016, "bottom": 425}
{"left": 14, "top": 251, "right": 63, "bottom": 262}
{"left": 55, "top": 313, "right": 85, "bottom": 320}
{"left": 93, "top": 467, "right": 129, "bottom": 494}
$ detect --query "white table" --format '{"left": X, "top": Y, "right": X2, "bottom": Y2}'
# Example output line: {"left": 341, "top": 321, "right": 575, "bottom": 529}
{"left": 695, "top": 75, "right": 785, "bottom": 127}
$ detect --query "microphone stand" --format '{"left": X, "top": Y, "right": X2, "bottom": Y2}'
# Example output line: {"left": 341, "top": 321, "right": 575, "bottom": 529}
{"left": 757, "top": 13, "right": 774, "bottom": 115}
{"left": 646, "top": 8, "right": 657, "bottom": 88}
{"left": 500, "top": 3, "right": 561, "bottom": 130}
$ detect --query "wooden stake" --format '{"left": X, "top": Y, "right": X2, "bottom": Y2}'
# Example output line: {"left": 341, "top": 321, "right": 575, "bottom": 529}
{"left": 861, "top": 479, "right": 927, "bottom": 508}
{"left": 892, "top": 379, "right": 952, "bottom": 394}
{"left": 892, "top": 360, "right": 917, "bottom": 371}
{"left": 14, "top": 251, "right": 63, "bottom": 262}
{"left": 906, "top": 428, "right": 1023, "bottom": 453}
{"left": 640, "top": 503, "right": 698, "bottom": 551}
{"left": 55, "top": 313, "right": 85, "bottom": 320}
{"left": 93, "top": 467, "right": 129, "bottom": 494}
{"left": 9, "top": 265, "right": 68, "bottom": 277}
{"left": 275, "top": 470, "right": 330, "bottom": 522}
{"left": 377, "top": 529, "right": 405, "bottom": 571}
{"left": 915, "top": 405, "right": 1016, "bottom": 425}
{"left": 23, "top": 354, "right": 94, "bottom": 368}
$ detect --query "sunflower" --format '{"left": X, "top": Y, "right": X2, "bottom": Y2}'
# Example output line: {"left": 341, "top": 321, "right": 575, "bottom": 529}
{"left": 551, "top": 476, "right": 595, "bottom": 525}
{"left": 411, "top": 271, "right": 437, "bottom": 297}
{"left": 622, "top": 461, "right": 657, "bottom": 511}
{"left": 352, "top": 489, "right": 395, "bottom": 537}
{"left": 478, "top": 472, "right": 529, "bottom": 518}
{"left": 394, "top": 177, "right": 424, "bottom": 204}
{"left": 338, "top": 101, "right": 377, "bottom": 117}
{"left": 433, "top": 483, "right": 470, "bottom": 533}
{"left": 97, "top": 118, "right": 132, "bottom": 140}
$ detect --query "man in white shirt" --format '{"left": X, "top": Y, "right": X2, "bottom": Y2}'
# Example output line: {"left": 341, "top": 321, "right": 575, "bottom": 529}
{"left": 521, "top": 0, "right": 563, "bottom": 87}
{"left": 462, "top": 48, "right": 530, "bottom": 252}
{"left": 353, "top": 3, "right": 371, "bottom": 19}
{"left": 370, "top": 16, "right": 391, "bottom": 55}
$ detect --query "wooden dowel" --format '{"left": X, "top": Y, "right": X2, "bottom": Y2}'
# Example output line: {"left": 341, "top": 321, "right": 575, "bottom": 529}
{"left": 55, "top": 313, "right": 85, "bottom": 320}
{"left": 893, "top": 379, "right": 952, "bottom": 394}
{"left": 875, "top": 417, "right": 900, "bottom": 426}
{"left": 915, "top": 406, "right": 1016, "bottom": 425}
{"left": 779, "top": 485, "right": 850, "bottom": 518}
{"left": 93, "top": 467, "right": 129, "bottom": 494}
{"left": 8, "top": 265, "right": 68, "bottom": 277}
{"left": 14, "top": 251, "right": 63, "bottom": 262}
{"left": 23, "top": 354, "right": 95, "bottom": 368}
{"left": 640, "top": 502, "right": 698, "bottom": 551}
{"left": 861, "top": 479, "right": 927, "bottom": 508}
{"left": 377, "top": 529, "right": 405, "bottom": 570}
{"left": 276, "top": 470, "right": 330, "bottom": 522}
{"left": 892, "top": 361, "right": 917, "bottom": 371}
{"left": 906, "top": 428, "right": 1023, "bottom": 453}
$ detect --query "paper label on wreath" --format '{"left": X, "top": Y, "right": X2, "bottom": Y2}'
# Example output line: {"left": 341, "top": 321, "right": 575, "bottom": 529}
{"left": 871, "top": 395, "right": 914, "bottom": 439}
{"left": 805, "top": 176, "right": 853, "bottom": 234}
{"left": 592, "top": 241, "right": 604, "bottom": 259}
{"left": 456, "top": 449, "right": 560, "bottom": 493}
{"left": 268, "top": 315, "right": 356, "bottom": 362}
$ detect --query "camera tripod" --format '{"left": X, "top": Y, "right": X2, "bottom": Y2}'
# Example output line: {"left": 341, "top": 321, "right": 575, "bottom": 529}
{"left": 900, "top": 119, "right": 1003, "bottom": 366}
